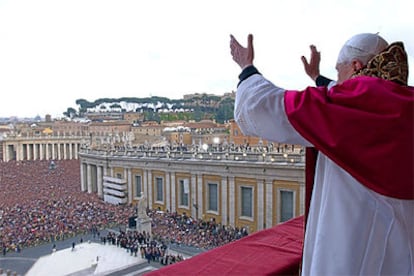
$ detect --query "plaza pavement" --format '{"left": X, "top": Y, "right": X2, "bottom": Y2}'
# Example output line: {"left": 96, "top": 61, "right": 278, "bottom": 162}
{"left": 26, "top": 242, "right": 148, "bottom": 276}
{"left": 0, "top": 230, "right": 195, "bottom": 276}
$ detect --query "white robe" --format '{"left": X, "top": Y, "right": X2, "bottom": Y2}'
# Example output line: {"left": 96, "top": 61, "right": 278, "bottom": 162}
{"left": 235, "top": 74, "right": 414, "bottom": 275}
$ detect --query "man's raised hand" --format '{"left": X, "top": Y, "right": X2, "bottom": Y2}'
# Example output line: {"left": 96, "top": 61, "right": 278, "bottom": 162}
{"left": 230, "top": 34, "right": 254, "bottom": 69}
{"left": 301, "top": 45, "right": 321, "bottom": 81}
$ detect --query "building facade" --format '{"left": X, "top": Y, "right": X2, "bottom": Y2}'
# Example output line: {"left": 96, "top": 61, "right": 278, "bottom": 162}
{"left": 79, "top": 148, "right": 305, "bottom": 233}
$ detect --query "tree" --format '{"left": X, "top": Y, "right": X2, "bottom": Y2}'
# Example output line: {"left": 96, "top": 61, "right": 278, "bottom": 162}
{"left": 63, "top": 107, "right": 78, "bottom": 118}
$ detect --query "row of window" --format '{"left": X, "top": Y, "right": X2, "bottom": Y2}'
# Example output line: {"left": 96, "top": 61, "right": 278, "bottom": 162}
{"left": 132, "top": 175, "right": 294, "bottom": 223}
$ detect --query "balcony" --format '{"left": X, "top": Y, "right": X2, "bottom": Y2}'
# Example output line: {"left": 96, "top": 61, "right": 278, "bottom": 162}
{"left": 103, "top": 194, "right": 128, "bottom": 205}
{"left": 147, "top": 215, "right": 304, "bottom": 276}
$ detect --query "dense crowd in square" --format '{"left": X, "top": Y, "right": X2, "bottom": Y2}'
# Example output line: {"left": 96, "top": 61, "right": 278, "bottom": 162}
{"left": 0, "top": 160, "right": 248, "bottom": 256}
{"left": 0, "top": 160, "right": 135, "bottom": 253}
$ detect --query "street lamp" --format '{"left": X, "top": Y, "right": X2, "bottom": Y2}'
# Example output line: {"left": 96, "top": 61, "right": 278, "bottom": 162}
{"left": 202, "top": 143, "right": 208, "bottom": 152}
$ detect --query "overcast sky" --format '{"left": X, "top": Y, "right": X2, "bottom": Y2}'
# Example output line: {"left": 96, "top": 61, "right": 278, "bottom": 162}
{"left": 0, "top": 0, "right": 412, "bottom": 118}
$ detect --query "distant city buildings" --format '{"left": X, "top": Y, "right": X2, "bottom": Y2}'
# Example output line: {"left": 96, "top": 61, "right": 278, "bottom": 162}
{"left": 1, "top": 111, "right": 299, "bottom": 162}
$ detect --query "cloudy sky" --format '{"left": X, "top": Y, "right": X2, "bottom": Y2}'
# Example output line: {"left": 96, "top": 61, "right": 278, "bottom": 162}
{"left": 0, "top": 0, "right": 412, "bottom": 118}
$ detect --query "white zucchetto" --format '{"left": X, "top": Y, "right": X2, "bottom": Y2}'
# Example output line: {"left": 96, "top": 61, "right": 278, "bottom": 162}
{"left": 336, "top": 33, "right": 388, "bottom": 65}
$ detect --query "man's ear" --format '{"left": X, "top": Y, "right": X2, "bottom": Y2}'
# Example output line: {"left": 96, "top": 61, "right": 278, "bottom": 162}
{"left": 352, "top": 59, "right": 364, "bottom": 71}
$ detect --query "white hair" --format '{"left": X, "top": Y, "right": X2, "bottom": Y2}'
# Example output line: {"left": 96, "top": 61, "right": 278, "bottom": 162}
{"left": 336, "top": 33, "right": 388, "bottom": 65}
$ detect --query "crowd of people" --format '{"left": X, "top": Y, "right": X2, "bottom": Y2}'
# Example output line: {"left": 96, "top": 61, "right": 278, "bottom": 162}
{"left": 108, "top": 142, "right": 301, "bottom": 155}
{"left": 0, "top": 160, "right": 135, "bottom": 252}
{"left": 0, "top": 160, "right": 248, "bottom": 255}
{"left": 150, "top": 210, "right": 248, "bottom": 249}
{"left": 103, "top": 230, "right": 184, "bottom": 265}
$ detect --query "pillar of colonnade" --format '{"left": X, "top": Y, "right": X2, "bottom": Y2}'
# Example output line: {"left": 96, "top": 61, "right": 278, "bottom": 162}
{"left": 87, "top": 164, "right": 92, "bottom": 193}
{"left": 33, "top": 144, "right": 38, "bottom": 160}
{"left": 191, "top": 174, "right": 197, "bottom": 219}
{"left": 18, "top": 144, "right": 23, "bottom": 161}
{"left": 228, "top": 176, "right": 235, "bottom": 226}
{"left": 74, "top": 143, "right": 78, "bottom": 159}
{"left": 265, "top": 180, "right": 273, "bottom": 229}
{"left": 11, "top": 141, "right": 80, "bottom": 161}
{"left": 221, "top": 176, "right": 228, "bottom": 227}
{"left": 52, "top": 144, "right": 56, "bottom": 160}
{"left": 81, "top": 162, "right": 105, "bottom": 197}
{"left": 170, "top": 173, "right": 176, "bottom": 211}
{"left": 97, "top": 166, "right": 103, "bottom": 197}
{"left": 147, "top": 170, "right": 153, "bottom": 207}
{"left": 143, "top": 169, "right": 148, "bottom": 203}
{"left": 257, "top": 179, "right": 264, "bottom": 231}
{"left": 126, "top": 168, "right": 132, "bottom": 203}
{"left": 57, "top": 143, "right": 61, "bottom": 160}
{"left": 166, "top": 172, "right": 172, "bottom": 211}
{"left": 80, "top": 162, "right": 87, "bottom": 192}
{"left": 39, "top": 144, "right": 44, "bottom": 160}
{"left": 197, "top": 173, "right": 203, "bottom": 219}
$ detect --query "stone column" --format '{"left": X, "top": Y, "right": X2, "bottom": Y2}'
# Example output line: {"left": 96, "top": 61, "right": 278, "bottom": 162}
{"left": 44, "top": 143, "right": 48, "bottom": 160}
{"left": 69, "top": 143, "right": 73, "bottom": 160}
{"left": 52, "top": 143, "right": 56, "bottom": 160}
{"left": 5, "top": 143, "right": 9, "bottom": 161}
{"left": 3, "top": 142, "right": 8, "bottom": 162}
{"left": 31, "top": 144, "right": 35, "bottom": 160}
{"left": 80, "top": 163, "right": 87, "bottom": 192}
{"left": 299, "top": 179, "right": 305, "bottom": 217}
{"left": 74, "top": 143, "right": 79, "bottom": 159}
{"left": 170, "top": 173, "right": 176, "bottom": 212}
{"left": 26, "top": 144, "right": 31, "bottom": 160}
{"left": 257, "top": 179, "right": 264, "bottom": 230}
{"left": 127, "top": 168, "right": 132, "bottom": 204}
{"left": 44, "top": 143, "right": 47, "bottom": 160}
{"left": 87, "top": 164, "right": 92, "bottom": 193}
{"left": 97, "top": 165, "right": 103, "bottom": 198}
{"left": 197, "top": 173, "right": 203, "bottom": 219}
{"left": 57, "top": 143, "right": 61, "bottom": 160}
{"left": 147, "top": 170, "right": 152, "bottom": 207}
{"left": 228, "top": 176, "right": 235, "bottom": 226}
{"left": 63, "top": 143, "right": 68, "bottom": 160}
{"left": 143, "top": 169, "right": 148, "bottom": 201}
{"left": 266, "top": 180, "right": 273, "bottom": 228}
{"left": 221, "top": 176, "right": 228, "bottom": 226}
{"left": 52, "top": 143, "right": 55, "bottom": 159}
{"left": 39, "top": 144, "right": 44, "bottom": 160}
{"left": 166, "top": 172, "right": 172, "bottom": 211}
{"left": 191, "top": 174, "right": 197, "bottom": 218}
{"left": 33, "top": 144, "right": 38, "bottom": 160}
{"left": 19, "top": 143, "right": 24, "bottom": 161}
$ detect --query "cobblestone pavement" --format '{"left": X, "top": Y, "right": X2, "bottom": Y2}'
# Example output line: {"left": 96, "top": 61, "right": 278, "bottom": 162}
{"left": 0, "top": 228, "right": 203, "bottom": 276}
{"left": 0, "top": 231, "right": 106, "bottom": 275}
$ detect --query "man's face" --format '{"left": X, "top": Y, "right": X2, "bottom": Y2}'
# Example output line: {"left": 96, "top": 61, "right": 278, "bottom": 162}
{"left": 335, "top": 62, "right": 354, "bottom": 84}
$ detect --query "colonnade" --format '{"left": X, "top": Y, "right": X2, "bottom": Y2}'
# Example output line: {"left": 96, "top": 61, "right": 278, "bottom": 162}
{"left": 1, "top": 137, "right": 83, "bottom": 161}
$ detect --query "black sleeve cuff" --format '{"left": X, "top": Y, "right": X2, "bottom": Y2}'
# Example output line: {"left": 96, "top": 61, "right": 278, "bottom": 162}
{"left": 237, "top": 65, "right": 261, "bottom": 87}
{"left": 315, "top": 75, "right": 333, "bottom": 86}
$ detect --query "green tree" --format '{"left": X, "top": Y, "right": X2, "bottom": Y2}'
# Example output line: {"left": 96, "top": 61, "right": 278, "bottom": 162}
{"left": 63, "top": 107, "right": 78, "bottom": 118}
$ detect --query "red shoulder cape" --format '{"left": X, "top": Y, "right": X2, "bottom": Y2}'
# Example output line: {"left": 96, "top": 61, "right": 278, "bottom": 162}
{"left": 285, "top": 76, "right": 414, "bottom": 200}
